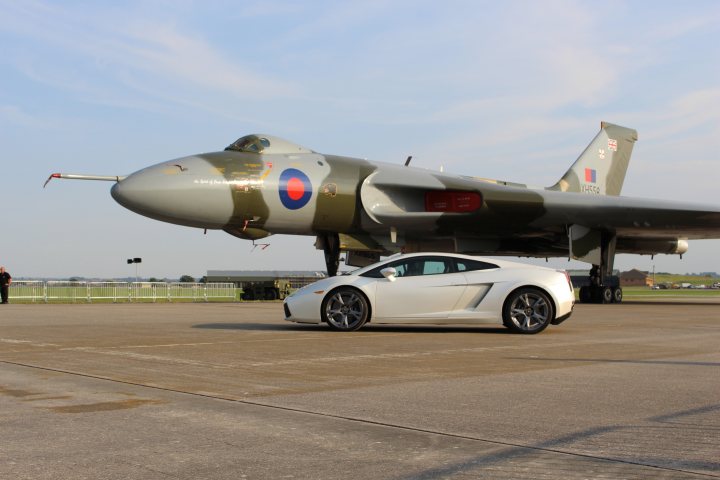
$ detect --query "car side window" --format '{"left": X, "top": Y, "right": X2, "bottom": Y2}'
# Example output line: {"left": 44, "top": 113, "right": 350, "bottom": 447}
{"left": 389, "top": 260, "right": 416, "bottom": 277}
{"left": 455, "top": 259, "right": 499, "bottom": 271}
{"left": 360, "top": 261, "right": 406, "bottom": 278}
{"left": 423, "top": 260, "right": 448, "bottom": 275}
{"left": 393, "top": 257, "right": 453, "bottom": 277}
{"left": 360, "top": 256, "right": 458, "bottom": 278}
{"left": 360, "top": 266, "right": 385, "bottom": 278}
{"left": 394, "top": 262, "right": 409, "bottom": 277}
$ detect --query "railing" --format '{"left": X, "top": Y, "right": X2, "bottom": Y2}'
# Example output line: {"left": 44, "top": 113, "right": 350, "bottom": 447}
{"left": 10, "top": 280, "right": 45, "bottom": 302}
{"left": 8, "top": 281, "right": 237, "bottom": 303}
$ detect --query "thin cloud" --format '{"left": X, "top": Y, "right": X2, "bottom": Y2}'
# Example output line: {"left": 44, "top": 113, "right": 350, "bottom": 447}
{"left": 0, "top": 105, "right": 47, "bottom": 128}
{"left": 117, "top": 22, "right": 295, "bottom": 98}
{"left": 1, "top": 1, "right": 295, "bottom": 108}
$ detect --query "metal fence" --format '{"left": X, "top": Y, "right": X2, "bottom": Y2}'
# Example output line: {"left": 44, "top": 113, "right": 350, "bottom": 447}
{"left": 9, "top": 281, "right": 237, "bottom": 303}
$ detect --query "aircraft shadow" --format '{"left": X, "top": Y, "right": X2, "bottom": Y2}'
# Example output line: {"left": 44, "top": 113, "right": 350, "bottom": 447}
{"left": 394, "top": 403, "right": 720, "bottom": 479}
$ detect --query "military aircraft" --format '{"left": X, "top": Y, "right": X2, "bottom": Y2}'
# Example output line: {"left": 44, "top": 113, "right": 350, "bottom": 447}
{"left": 46, "top": 122, "right": 720, "bottom": 303}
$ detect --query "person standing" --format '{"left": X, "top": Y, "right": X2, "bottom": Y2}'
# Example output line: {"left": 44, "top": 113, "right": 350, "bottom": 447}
{"left": 0, "top": 266, "right": 11, "bottom": 304}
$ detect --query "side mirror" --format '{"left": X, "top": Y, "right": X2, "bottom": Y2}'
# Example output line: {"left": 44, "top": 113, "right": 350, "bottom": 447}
{"left": 380, "top": 267, "right": 397, "bottom": 282}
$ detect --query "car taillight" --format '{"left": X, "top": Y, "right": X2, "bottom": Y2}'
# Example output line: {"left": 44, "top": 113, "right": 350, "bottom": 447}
{"left": 558, "top": 270, "right": 573, "bottom": 292}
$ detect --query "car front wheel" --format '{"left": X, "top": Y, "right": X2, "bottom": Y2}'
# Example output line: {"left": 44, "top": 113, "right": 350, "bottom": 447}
{"left": 322, "top": 288, "right": 369, "bottom": 332}
{"left": 503, "top": 288, "right": 554, "bottom": 334}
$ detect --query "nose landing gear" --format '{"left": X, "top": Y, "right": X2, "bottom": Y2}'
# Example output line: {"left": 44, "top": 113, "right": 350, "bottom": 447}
{"left": 317, "top": 233, "right": 340, "bottom": 277}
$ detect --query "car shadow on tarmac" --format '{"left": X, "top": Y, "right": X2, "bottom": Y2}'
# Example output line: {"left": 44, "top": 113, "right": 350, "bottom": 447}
{"left": 192, "top": 323, "right": 512, "bottom": 334}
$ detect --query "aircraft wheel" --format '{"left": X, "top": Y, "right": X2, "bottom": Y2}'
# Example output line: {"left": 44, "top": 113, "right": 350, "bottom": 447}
{"left": 579, "top": 286, "right": 591, "bottom": 303}
{"left": 322, "top": 288, "right": 369, "bottom": 332}
{"left": 503, "top": 288, "right": 554, "bottom": 334}
{"left": 601, "top": 286, "right": 613, "bottom": 304}
{"left": 612, "top": 287, "right": 623, "bottom": 303}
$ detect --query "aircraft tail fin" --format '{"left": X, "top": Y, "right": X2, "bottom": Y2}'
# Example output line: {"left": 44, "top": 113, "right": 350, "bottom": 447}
{"left": 549, "top": 122, "right": 638, "bottom": 196}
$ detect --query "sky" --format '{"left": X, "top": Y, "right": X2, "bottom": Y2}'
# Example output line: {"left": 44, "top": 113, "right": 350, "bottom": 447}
{"left": 1, "top": 0, "right": 719, "bottom": 279}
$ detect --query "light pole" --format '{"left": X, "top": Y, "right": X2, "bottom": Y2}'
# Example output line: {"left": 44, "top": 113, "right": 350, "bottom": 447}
{"left": 652, "top": 263, "right": 656, "bottom": 288}
{"left": 127, "top": 258, "right": 142, "bottom": 282}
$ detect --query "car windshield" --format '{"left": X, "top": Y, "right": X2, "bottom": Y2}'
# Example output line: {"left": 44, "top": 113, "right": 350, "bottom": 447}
{"left": 225, "top": 135, "right": 271, "bottom": 153}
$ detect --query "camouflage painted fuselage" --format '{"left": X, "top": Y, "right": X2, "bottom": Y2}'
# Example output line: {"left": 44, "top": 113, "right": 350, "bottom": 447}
{"left": 110, "top": 128, "right": 720, "bottom": 265}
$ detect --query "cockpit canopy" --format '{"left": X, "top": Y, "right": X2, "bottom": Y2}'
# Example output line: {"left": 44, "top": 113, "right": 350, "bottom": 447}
{"left": 225, "top": 134, "right": 314, "bottom": 155}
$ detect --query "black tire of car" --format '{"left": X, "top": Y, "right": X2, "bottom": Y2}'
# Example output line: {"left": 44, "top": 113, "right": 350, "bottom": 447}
{"left": 612, "top": 287, "right": 623, "bottom": 303}
{"left": 502, "top": 287, "right": 554, "bottom": 334}
{"left": 321, "top": 287, "right": 370, "bottom": 332}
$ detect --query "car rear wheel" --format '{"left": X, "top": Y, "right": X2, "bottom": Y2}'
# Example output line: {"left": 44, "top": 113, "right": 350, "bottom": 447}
{"left": 503, "top": 288, "right": 554, "bottom": 334}
{"left": 322, "top": 288, "right": 369, "bottom": 332}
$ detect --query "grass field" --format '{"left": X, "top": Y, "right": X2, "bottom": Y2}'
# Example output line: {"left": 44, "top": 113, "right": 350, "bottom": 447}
{"left": 619, "top": 286, "right": 720, "bottom": 297}
{"left": 652, "top": 273, "right": 719, "bottom": 287}
{"left": 8, "top": 282, "right": 242, "bottom": 304}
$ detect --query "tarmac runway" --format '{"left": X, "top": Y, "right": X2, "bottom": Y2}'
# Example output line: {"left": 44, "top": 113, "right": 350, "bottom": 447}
{"left": 1, "top": 301, "right": 718, "bottom": 479}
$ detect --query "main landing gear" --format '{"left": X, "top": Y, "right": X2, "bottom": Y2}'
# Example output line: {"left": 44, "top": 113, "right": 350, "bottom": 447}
{"left": 579, "top": 285, "right": 623, "bottom": 303}
{"left": 578, "top": 264, "right": 623, "bottom": 304}
{"left": 571, "top": 229, "right": 624, "bottom": 304}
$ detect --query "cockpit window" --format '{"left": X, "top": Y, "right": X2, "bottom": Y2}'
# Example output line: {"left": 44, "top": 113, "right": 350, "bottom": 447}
{"left": 225, "top": 135, "right": 271, "bottom": 154}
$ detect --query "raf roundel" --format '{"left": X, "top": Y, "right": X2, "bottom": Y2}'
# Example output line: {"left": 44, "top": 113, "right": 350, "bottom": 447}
{"left": 279, "top": 168, "right": 313, "bottom": 210}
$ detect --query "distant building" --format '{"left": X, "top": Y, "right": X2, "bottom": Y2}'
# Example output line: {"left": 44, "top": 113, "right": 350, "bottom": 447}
{"left": 206, "top": 270, "right": 327, "bottom": 290}
{"left": 619, "top": 269, "right": 652, "bottom": 287}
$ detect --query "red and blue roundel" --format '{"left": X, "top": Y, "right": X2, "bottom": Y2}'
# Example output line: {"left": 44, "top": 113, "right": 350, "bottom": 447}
{"left": 279, "top": 168, "right": 312, "bottom": 210}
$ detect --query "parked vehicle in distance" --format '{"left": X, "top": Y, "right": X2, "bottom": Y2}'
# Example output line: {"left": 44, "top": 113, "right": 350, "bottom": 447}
{"left": 240, "top": 279, "right": 291, "bottom": 301}
{"left": 283, "top": 253, "right": 574, "bottom": 334}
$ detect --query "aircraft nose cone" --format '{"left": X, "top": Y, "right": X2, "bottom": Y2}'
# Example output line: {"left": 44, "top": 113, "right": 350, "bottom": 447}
{"left": 111, "top": 157, "right": 235, "bottom": 228}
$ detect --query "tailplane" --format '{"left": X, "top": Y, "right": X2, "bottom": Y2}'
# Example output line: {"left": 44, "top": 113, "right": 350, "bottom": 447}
{"left": 549, "top": 122, "right": 638, "bottom": 196}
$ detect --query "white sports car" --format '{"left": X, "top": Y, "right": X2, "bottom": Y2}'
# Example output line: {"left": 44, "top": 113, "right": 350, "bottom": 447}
{"left": 283, "top": 253, "right": 574, "bottom": 334}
